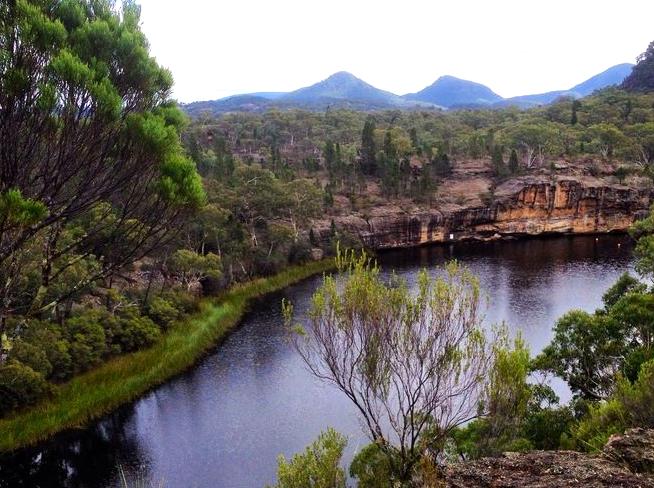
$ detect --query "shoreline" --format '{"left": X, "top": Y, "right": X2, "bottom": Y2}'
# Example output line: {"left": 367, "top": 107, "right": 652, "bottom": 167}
{"left": 0, "top": 259, "right": 335, "bottom": 454}
{"left": 372, "top": 229, "right": 633, "bottom": 253}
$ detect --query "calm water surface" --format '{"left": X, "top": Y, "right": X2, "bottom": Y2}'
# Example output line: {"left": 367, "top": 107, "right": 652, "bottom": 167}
{"left": 0, "top": 235, "right": 635, "bottom": 488}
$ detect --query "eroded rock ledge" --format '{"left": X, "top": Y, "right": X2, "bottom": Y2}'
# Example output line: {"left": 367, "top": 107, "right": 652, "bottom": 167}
{"left": 445, "top": 429, "right": 654, "bottom": 488}
{"left": 315, "top": 175, "right": 653, "bottom": 250}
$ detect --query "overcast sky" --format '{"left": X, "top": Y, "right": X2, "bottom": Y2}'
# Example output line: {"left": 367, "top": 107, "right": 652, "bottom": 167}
{"left": 137, "top": 0, "right": 654, "bottom": 103}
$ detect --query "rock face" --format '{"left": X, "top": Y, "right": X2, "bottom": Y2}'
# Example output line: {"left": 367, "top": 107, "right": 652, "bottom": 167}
{"left": 445, "top": 429, "right": 654, "bottom": 488}
{"left": 604, "top": 428, "right": 654, "bottom": 474}
{"left": 315, "top": 175, "right": 653, "bottom": 250}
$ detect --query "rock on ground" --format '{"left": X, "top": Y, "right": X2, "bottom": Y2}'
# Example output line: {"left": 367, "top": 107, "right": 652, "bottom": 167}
{"left": 445, "top": 429, "right": 654, "bottom": 488}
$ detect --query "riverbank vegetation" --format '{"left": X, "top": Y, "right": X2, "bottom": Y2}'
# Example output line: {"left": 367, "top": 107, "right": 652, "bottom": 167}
{"left": 0, "top": 258, "right": 333, "bottom": 453}
{"left": 0, "top": 1, "right": 333, "bottom": 431}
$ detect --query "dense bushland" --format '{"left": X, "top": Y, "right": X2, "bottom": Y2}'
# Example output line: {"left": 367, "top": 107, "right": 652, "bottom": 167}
{"left": 185, "top": 83, "right": 654, "bottom": 207}
{"left": 0, "top": 0, "right": 329, "bottom": 418}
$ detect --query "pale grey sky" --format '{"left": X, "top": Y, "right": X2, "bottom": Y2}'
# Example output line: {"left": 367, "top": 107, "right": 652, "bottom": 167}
{"left": 137, "top": 0, "right": 654, "bottom": 103}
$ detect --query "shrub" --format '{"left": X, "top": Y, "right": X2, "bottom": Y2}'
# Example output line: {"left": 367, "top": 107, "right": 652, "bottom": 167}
{"left": 8, "top": 340, "right": 52, "bottom": 378}
{"left": 288, "top": 240, "right": 312, "bottom": 264}
{"left": 63, "top": 311, "right": 108, "bottom": 373}
{"left": 573, "top": 361, "right": 654, "bottom": 451}
{"left": 146, "top": 297, "right": 180, "bottom": 329}
{"left": 619, "top": 359, "right": 654, "bottom": 428}
{"left": 9, "top": 320, "right": 73, "bottom": 381}
{"left": 160, "top": 289, "right": 199, "bottom": 315}
{"left": 573, "top": 397, "right": 627, "bottom": 451}
{"left": 524, "top": 406, "right": 575, "bottom": 450}
{"left": 349, "top": 443, "right": 394, "bottom": 488}
{"left": 269, "top": 428, "right": 347, "bottom": 488}
{"left": 0, "top": 361, "right": 51, "bottom": 417}
{"left": 114, "top": 310, "right": 160, "bottom": 352}
{"left": 623, "top": 347, "right": 654, "bottom": 383}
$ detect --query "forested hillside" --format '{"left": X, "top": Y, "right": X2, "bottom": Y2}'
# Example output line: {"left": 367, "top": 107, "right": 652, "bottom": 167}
{"left": 623, "top": 41, "right": 654, "bottom": 92}
{"left": 185, "top": 87, "right": 654, "bottom": 214}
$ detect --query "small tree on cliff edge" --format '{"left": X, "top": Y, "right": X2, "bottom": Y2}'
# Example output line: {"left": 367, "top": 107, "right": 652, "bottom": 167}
{"left": 509, "top": 149, "right": 520, "bottom": 174}
{"left": 360, "top": 117, "right": 377, "bottom": 175}
{"left": 284, "top": 249, "right": 496, "bottom": 482}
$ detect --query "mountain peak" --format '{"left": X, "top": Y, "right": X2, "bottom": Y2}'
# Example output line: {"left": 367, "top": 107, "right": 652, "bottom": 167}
{"left": 282, "top": 71, "right": 403, "bottom": 106}
{"left": 405, "top": 75, "right": 502, "bottom": 108}
{"left": 325, "top": 71, "right": 359, "bottom": 81}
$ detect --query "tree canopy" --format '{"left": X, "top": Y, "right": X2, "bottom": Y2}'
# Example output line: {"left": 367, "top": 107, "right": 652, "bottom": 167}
{"left": 0, "top": 0, "right": 204, "bottom": 318}
{"left": 622, "top": 40, "right": 654, "bottom": 92}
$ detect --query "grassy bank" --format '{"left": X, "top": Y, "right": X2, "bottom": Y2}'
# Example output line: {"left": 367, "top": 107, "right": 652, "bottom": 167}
{"left": 0, "top": 259, "right": 334, "bottom": 453}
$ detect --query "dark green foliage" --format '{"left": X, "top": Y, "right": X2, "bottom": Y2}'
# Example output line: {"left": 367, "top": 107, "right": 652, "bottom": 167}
{"left": 614, "top": 166, "right": 629, "bottom": 183}
{"left": 622, "top": 40, "right": 654, "bottom": 92}
{"left": 146, "top": 297, "right": 181, "bottom": 330}
{"left": 380, "top": 156, "right": 400, "bottom": 198}
{"left": 159, "top": 289, "right": 201, "bottom": 315}
{"left": 491, "top": 145, "right": 507, "bottom": 176}
{"left": 309, "top": 228, "right": 319, "bottom": 247}
{"left": 619, "top": 359, "right": 654, "bottom": 428}
{"left": 349, "top": 443, "right": 394, "bottom": 488}
{"left": 523, "top": 385, "right": 575, "bottom": 450}
{"left": 571, "top": 100, "right": 581, "bottom": 125}
{"left": 360, "top": 117, "right": 377, "bottom": 175}
{"left": 0, "top": 361, "right": 51, "bottom": 417}
{"left": 450, "top": 380, "right": 575, "bottom": 459}
{"left": 112, "top": 309, "right": 161, "bottom": 353}
{"left": 508, "top": 149, "right": 519, "bottom": 174}
{"left": 535, "top": 310, "right": 625, "bottom": 400}
{"left": 323, "top": 140, "right": 336, "bottom": 173}
{"left": 409, "top": 127, "right": 419, "bottom": 148}
{"left": 8, "top": 321, "right": 73, "bottom": 382}
{"left": 602, "top": 273, "right": 647, "bottom": 309}
{"left": 413, "top": 163, "right": 437, "bottom": 203}
{"left": 574, "top": 359, "right": 654, "bottom": 451}
{"left": 63, "top": 312, "right": 108, "bottom": 374}
{"left": 610, "top": 292, "right": 654, "bottom": 350}
{"left": 623, "top": 347, "right": 654, "bottom": 383}
{"left": 323, "top": 187, "right": 334, "bottom": 207}
{"left": 8, "top": 340, "right": 52, "bottom": 378}
{"left": 632, "top": 208, "right": 654, "bottom": 279}
{"left": 450, "top": 338, "right": 534, "bottom": 459}
{"left": 431, "top": 151, "right": 452, "bottom": 177}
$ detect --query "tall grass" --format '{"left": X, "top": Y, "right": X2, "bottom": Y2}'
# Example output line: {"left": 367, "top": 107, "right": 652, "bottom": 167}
{"left": 0, "top": 259, "right": 334, "bottom": 453}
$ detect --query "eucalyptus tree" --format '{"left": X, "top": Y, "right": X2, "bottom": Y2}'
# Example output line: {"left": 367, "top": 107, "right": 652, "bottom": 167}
{"left": 0, "top": 1, "right": 204, "bottom": 328}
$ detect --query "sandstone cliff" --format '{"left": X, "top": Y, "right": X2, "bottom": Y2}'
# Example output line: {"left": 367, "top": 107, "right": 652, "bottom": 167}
{"left": 314, "top": 173, "right": 653, "bottom": 250}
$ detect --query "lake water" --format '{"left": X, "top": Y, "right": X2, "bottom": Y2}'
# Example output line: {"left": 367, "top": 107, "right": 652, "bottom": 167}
{"left": 0, "top": 235, "right": 635, "bottom": 488}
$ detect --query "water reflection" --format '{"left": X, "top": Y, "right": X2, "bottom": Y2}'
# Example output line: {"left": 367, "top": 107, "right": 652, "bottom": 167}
{"left": 0, "top": 235, "right": 634, "bottom": 488}
{"left": 0, "top": 406, "right": 146, "bottom": 488}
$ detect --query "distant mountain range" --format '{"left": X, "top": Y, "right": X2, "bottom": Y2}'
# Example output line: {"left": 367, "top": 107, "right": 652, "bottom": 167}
{"left": 182, "top": 63, "right": 634, "bottom": 116}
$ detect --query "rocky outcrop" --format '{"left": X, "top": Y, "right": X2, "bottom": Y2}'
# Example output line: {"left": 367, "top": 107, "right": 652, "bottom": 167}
{"left": 604, "top": 428, "right": 654, "bottom": 474}
{"left": 445, "top": 429, "right": 654, "bottom": 488}
{"left": 315, "top": 175, "right": 653, "bottom": 249}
